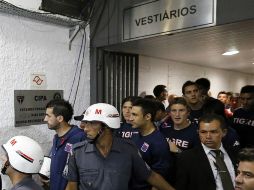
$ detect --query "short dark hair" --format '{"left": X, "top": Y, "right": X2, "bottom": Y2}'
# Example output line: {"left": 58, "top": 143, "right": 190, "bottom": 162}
{"left": 153, "top": 100, "right": 166, "bottom": 112}
{"left": 132, "top": 98, "right": 156, "bottom": 121}
{"left": 217, "top": 91, "right": 227, "bottom": 98}
{"left": 226, "top": 91, "right": 233, "bottom": 96}
{"left": 203, "top": 99, "right": 226, "bottom": 120}
{"left": 46, "top": 99, "right": 73, "bottom": 122}
{"left": 169, "top": 97, "right": 190, "bottom": 112}
{"left": 121, "top": 96, "right": 140, "bottom": 107}
{"left": 198, "top": 113, "right": 226, "bottom": 130}
{"left": 238, "top": 148, "right": 254, "bottom": 162}
{"left": 240, "top": 85, "right": 254, "bottom": 94}
{"left": 195, "top": 78, "right": 211, "bottom": 92}
{"left": 182, "top": 81, "right": 197, "bottom": 95}
{"left": 153, "top": 85, "right": 167, "bottom": 98}
{"left": 144, "top": 95, "right": 155, "bottom": 99}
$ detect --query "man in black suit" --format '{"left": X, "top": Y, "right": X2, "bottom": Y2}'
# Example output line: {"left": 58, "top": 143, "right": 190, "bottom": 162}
{"left": 175, "top": 113, "right": 238, "bottom": 190}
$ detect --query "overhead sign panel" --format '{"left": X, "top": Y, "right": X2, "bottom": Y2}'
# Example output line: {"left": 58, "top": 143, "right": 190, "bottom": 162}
{"left": 14, "top": 90, "right": 63, "bottom": 127}
{"left": 123, "top": 0, "right": 216, "bottom": 41}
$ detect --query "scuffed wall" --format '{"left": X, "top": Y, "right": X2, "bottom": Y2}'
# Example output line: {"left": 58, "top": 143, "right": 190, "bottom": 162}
{"left": 0, "top": 13, "right": 90, "bottom": 189}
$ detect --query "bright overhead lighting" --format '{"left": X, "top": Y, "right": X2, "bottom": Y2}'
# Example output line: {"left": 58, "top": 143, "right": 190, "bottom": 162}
{"left": 222, "top": 50, "right": 239, "bottom": 56}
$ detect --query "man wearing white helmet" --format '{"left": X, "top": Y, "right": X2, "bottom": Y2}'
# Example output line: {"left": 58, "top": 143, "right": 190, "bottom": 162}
{"left": 64, "top": 103, "right": 175, "bottom": 190}
{"left": 1, "top": 136, "right": 44, "bottom": 190}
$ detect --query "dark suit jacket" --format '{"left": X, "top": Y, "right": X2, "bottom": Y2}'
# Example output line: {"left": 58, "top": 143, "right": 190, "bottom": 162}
{"left": 175, "top": 144, "right": 238, "bottom": 190}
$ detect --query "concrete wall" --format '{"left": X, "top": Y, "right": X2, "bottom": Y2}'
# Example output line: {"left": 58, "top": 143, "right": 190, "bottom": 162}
{"left": 0, "top": 12, "right": 90, "bottom": 189}
{"left": 4, "top": 0, "right": 41, "bottom": 11}
{"left": 139, "top": 55, "right": 254, "bottom": 97}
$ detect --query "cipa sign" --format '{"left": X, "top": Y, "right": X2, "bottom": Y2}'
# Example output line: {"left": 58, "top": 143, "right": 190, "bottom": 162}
{"left": 14, "top": 90, "right": 63, "bottom": 127}
{"left": 123, "top": 0, "right": 216, "bottom": 41}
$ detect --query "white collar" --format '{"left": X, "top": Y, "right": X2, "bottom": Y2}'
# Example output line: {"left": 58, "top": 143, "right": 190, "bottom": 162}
{"left": 201, "top": 143, "right": 226, "bottom": 155}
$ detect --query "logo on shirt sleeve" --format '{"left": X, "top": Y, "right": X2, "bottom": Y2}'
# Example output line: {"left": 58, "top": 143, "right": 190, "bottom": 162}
{"left": 64, "top": 143, "right": 73, "bottom": 153}
{"left": 141, "top": 142, "right": 149, "bottom": 152}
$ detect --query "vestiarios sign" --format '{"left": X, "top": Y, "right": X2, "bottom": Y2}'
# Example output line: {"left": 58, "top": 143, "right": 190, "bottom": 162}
{"left": 123, "top": 0, "right": 216, "bottom": 41}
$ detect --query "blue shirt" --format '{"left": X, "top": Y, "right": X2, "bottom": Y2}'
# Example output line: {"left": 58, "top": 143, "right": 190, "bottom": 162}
{"left": 160, "top": 123, "right": 199, "bottom": 151}
{"left": 154, "top": 115, "right": 172, "bottom": 129}
{"left": 50, "top": 125, "right": 85, "bottom": 190}
{"left": 115, "top": 122, "right": 139, "bottom": 139}
{"left": 64, "top": 137, "right": 152, "bottom": 190}
{"left": 131, "top": 130, "right": 173, "bottom": 182}
{"left": 232, "top": 108, "right": 254, "bottom": 148}
{"left": 189, "top": 108, "right": 203, "bottom": 124}
{"left": 222, "top": 126, "right": 240, "bottom": 151}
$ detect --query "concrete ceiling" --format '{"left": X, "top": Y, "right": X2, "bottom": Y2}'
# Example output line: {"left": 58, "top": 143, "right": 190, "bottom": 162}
{"left": 106, "top": 19, "right": 254, "bottom": 75}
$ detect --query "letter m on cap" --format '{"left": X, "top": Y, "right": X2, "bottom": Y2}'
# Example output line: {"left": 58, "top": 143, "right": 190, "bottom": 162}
{"left": 95, "top": 109, "right": 102, "bottom": 115}
{"left": 10, "top": 139, "right": 17, "bottom": 146}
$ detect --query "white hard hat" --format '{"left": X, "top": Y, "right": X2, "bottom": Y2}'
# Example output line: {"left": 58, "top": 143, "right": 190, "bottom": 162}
{"left": 2, "top": 136, "right": 44, "bottom": 174}
{"left": 39, "top": 156, "right": 51, "bottom": 179}
{"left": 82, "top": 103, "right": 120, "bottom": 129}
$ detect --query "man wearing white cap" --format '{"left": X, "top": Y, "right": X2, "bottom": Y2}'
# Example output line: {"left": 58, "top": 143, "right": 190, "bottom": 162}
{"left": 64, "top": 103, "right": 175, "bottom": 190}
{"left": 1, "top": 136, "right": 44, "bottom": 190}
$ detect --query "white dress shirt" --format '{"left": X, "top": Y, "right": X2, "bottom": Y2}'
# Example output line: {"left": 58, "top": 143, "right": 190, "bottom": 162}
{"left": 201, "top": 143, "right": 235, "bottom": 190}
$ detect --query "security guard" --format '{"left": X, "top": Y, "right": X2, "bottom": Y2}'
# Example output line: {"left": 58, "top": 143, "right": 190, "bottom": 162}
{"left": 1, "top": 136, "right": 44, "bottom": 190}
{"left": 64, "top": 103, "right": 175, "bottom": 190}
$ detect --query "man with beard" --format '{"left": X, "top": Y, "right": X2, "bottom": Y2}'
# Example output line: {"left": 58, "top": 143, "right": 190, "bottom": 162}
{"left": 130, "top": 98, "right": 174, "bottom": 187}
{"left": 44, "top": 99, "right": 85, "bottom": 190}
{"left": 64, "top": 103, "right": 175, "bottom": 190}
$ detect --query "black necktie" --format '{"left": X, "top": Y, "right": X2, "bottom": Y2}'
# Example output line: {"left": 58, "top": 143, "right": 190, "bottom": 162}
{"left": 211, "top": 150, "right": 234, "bottom": 190}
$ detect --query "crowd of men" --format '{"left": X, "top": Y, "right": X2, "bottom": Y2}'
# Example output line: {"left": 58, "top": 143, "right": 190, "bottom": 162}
{"left": 0, "top": 78, "right": 253, "bottom": 190}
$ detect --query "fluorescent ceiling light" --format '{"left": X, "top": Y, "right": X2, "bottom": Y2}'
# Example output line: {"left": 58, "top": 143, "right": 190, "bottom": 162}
{"left": 222, "top": 50, "right": 239, "bottom": 56}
